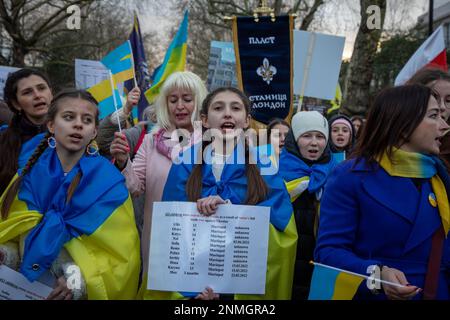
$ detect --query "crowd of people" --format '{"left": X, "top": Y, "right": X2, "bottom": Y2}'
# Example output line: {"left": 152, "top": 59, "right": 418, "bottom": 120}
{"left": 0, "top": 66, "right": 448, "bottom": 300}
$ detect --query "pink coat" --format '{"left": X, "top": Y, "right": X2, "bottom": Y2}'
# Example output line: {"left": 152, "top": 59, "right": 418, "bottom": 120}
{"left": 122, "top": 129, "right": 197, "bottom": 274}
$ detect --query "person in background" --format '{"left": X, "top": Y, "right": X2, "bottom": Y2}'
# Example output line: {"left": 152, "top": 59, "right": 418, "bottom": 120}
{"left": 329, "top": 114, "right": 355, "bottom": 163}
{"left": 267, "top": 118, "right": 290, "bottom": 157}
{"left": 0, "top": 100, "right": 13, "bottom": 128}
{"left": 350, "top": 115, "right": 364, "bottom": 140}
{"left": 278, "top": 111, "right": 337, "bottom": 300}
{"left": 0, "top": 69, "right": 53, "bottom": 196}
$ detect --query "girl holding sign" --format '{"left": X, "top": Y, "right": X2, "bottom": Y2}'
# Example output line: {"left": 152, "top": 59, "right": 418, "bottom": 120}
{"left": 156, "top": 87, "right": 297, "bottom": 300}
{"left": 0, "top": 89, "right": 140, "bottom": 299}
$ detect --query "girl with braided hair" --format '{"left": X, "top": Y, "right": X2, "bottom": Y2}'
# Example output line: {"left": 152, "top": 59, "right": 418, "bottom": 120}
{"left": 158, "top": 87, "right": 297, "bottom": 300}
{"left": 0, "top": 89, "right": 140, "bottom": 300}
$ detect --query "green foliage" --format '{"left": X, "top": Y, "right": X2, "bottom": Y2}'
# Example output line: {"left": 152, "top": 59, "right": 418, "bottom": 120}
{"left": 371, "top": 31, "right": 427, "bottom": 93}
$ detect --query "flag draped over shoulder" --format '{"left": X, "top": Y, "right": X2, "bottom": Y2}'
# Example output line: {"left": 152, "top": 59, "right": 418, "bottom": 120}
{"left": 145, "top": 10, "right": 188, "bottom": 103}
{"left": 140, "top": 142, "right": 297, "bottom": 300}
{"left": 308, "top": 262, "right": 364, "bottom": 300}
{"left": 0, "top": 147, "right": 140, "bottom": 299}
{"left": 395, "top": 26, "right": 448, "bottom": 86}
{"left": 125, "top": 14, "right": 151, "bottom": 122}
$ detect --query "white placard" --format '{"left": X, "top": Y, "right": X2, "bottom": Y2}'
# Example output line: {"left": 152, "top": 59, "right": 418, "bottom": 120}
{"left": 0, "top": 66, "right": 20, "bottom": 100}
{"left": 148, "top": 202, "right": 270, "bottom": 295}
{"left": 74, "top": 59, "right": 109, "bottom": 89}
{"left": 0, "top": 265, "right": 53, "bottom": 300}
{"left": 293, "top": 30, "right": 345, "bottom": 100}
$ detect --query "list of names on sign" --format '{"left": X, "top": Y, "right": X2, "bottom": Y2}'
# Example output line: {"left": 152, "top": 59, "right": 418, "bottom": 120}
{"left": 148, "top": 202, "right": 270, "bottom": 294}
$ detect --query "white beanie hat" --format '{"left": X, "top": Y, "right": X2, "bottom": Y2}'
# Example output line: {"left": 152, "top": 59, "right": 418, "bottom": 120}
{"left": 291, "top": 111, "right": 329, "bottom": 142}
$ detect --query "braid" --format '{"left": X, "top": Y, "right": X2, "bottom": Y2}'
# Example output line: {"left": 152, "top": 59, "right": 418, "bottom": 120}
{"left": 244, "top": 138, "right": 269, "bottom": 205}
{"left": 186, "top": 134, "right": 208, "bottom": 201}
{"left": 1, "top": 133, "right": 50, "bottom": 219}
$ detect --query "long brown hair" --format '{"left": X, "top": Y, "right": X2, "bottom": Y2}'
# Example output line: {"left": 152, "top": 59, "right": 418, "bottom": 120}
{"left": 352, "top": 84, "right": 433, "bottom": 164}
{"left": 0, "top": 69, "right": 51, "bottom": 196}
{"left": 1, "top": 89, "right": 99, "bottom": 219}
{"left": 186, "top": 87, "right": 268, "bottom": 204}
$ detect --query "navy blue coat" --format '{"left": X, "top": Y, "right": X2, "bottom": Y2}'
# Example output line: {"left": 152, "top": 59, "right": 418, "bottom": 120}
{"left": 315, "top": 158, "right": 450, "bottom": 300}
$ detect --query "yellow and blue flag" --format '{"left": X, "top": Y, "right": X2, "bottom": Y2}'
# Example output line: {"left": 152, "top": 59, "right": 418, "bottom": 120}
{"left": 87, "top": 78, "right": 123, "bottom": 120}
{"left": 308, "top": 262, "right": 364, "bottom": 300}
{"left": 125, "top": 14, "right": 151, "bottom": 122}
{"left": 327, "top": 84, "right": 342, "bottom": 116}
{"left": 145, "top": 10, "right": 188, "bottom": 103}
{"left": 0, "top": 144, "right": 140, "bottom": 299}
{"left": 101, "top": 41, "right": 135, "bottom": 84}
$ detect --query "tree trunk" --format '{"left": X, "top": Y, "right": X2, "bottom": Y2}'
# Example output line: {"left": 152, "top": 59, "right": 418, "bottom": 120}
{"left": 342, "top": 0, "right": 386, "bottom": 116}
{"left": 12, "top": 42, "right": 27, "bottom": 67}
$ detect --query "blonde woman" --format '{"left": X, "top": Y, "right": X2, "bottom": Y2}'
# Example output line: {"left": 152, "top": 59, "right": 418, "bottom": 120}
{"left": 110, "top": 71, "right": 207, "bottom": 299}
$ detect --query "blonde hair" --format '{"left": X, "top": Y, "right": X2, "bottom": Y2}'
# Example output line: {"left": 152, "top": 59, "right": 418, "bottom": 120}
{"left": 154, "top": 71, "right": 207, "bottom": 131}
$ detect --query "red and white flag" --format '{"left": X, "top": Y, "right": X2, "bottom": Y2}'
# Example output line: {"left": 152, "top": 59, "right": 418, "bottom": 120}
{"left": 395, "top": 25, "right": 448, "bottom": 86}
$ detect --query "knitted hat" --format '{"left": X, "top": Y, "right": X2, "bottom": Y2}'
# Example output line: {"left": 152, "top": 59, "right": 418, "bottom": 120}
{"left": 331, "top": 118, "right": 353, "bottom": 135}
{"left": 291, "top": 111, "right": 328, "bottom": 142}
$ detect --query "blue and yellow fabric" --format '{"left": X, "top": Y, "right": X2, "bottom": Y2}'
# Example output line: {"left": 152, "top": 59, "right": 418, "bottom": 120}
{"left": 308, "top": 262, "right": 364, "bottom": 300}
{"left": 140, "top": 142, "right": 297, "bottom": 300}
{"left": 279, "top": 149, "right": 338, "bottom": 202}
{"left": 315, "top": 148, "right": 450, "bottom": 299}
{"left": 0, "top": 147, "right": 140, "bottom": 299}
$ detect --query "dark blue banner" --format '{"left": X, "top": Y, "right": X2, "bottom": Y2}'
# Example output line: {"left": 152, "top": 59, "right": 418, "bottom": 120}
{"left": 125, "top": 15, "right": 151, "bottom": 121}
{"left": 233, "top": 15, "right": 293, "bottom": 125}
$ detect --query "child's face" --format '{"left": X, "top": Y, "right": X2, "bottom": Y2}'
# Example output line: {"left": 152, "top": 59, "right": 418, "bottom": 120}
{"left": 297, "top": 131, "right": 326, "bottom": 161}
{"left": 270, "top": 124, "right": 289, "bottom": 150}
{"left": 47, "top": 98, "right": 97, "bottom": 155}
{"left": 202, "top": 91, "right": 250, "bottom": 140}
{"left": 331, "top": 123, "right": 351, "bottom": 149}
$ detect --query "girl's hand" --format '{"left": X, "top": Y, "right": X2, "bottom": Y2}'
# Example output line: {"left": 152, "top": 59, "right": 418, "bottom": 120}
{"left": 46, "top": 276, "right": 73, "bottom": 300}
{"left": 124, "top": 87, "right": 141, "bottom": 116}
{"left": 381, "top": 266, "right": 421, "bottom": 300}
{"left": 197, "top": 196, "right": 226, "bottom": 216}
{"left": 110, "top": 132, "right": 130, "bottom": 169}
{"left": 195, "top": 287, "right": 219, "bottom": 300}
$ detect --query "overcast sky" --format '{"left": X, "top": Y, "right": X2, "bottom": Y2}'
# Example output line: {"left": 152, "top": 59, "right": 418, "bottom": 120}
{"left": 139, "top": 0, "right": 442, "bottom": 61}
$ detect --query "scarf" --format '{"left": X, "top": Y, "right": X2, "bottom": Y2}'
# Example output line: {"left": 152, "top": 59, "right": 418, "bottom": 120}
{"left": 15, "top": 148, "right": 129, "bottom": 281}
{"left": 378, "top": 148, "right": 450, "bottom": 236}
{"left": 279, "top": 149, "right": 338, "bottom": 194}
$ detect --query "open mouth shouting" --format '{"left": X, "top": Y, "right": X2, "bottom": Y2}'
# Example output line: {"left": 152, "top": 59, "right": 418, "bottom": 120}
{"left": 221, "top": 122, "right": 236, "bottom": 133}
{"left": 68, "top": 133, "right": 84, "bottom": 144}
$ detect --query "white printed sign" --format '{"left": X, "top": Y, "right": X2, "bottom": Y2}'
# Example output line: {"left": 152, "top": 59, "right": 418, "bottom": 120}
{"left": 148, "top": 202, "right": 270, "bottom": 295}
{"left": 74, "top": 59, "right": 109, "bottom": 89}
{"left": 0, "top": 265, "right": 53, "bottom": 300}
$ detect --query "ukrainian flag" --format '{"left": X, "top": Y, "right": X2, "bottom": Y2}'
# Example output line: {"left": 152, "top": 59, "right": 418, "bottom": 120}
{"left": 101, "top": 41, "right": 135, "bottom": 84}
{"left": 87, "top": 78, "right": 123, "bottom": 120}
{"left": 145, "top": 10, "right": 188, "bottom": 103}
{"left": 0, "top": 148, "right": 141, "bottom": 299}
{"left": 308, "top": 262, "right": 364, "bottom": 300}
